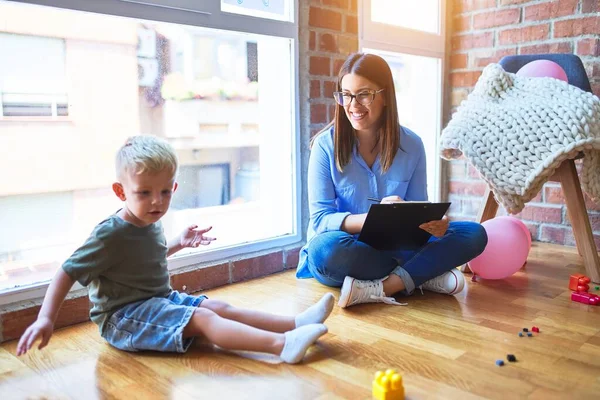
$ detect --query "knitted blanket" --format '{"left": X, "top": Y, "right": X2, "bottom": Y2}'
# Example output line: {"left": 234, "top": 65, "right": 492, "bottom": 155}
{"left": 440, "top": 63, "right": 600, "bottom": 214}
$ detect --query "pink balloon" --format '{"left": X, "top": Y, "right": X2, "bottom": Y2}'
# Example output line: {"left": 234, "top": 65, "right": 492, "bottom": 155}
{"left": 495, "top": 216, "right": 532, "bottom": 250}
{"left": 516, "top": 60, "right": 568, "bottom": 83}
{"left": 468, "top": 217, "right": 530, "bottom": 279}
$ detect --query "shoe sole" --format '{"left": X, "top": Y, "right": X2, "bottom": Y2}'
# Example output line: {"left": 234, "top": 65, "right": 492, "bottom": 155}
{"left": 338, "top": 276, "right": 355, "bottom": 308}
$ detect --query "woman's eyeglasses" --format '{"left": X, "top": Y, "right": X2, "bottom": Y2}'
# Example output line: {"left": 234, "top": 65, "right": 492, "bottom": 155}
{"left": 333, "top": 88, "right": 385, "bottom": 106}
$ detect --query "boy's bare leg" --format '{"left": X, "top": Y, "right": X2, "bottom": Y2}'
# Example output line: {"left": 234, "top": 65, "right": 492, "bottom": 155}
{"left": 183, "top": 308, "right": 327, "bottom": 363}
{"left": 200, "top": 293, "right": 335, "bottom": 333}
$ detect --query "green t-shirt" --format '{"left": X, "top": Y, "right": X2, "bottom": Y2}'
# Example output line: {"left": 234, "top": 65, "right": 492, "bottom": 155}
{"left": 62, "top": 214, "right": 172, "bottom": 333}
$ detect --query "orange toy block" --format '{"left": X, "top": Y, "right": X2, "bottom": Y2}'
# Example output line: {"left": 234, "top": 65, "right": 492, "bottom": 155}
{"left": 569, "top": 273, "right": 590, "bottom": 292}
{"left": 373, "top": 369, "right": 404, "bottom": 400}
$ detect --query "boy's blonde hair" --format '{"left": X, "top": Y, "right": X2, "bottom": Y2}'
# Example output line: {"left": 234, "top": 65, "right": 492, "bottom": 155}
{"left": 116, "top": 135, "right": 178, "bottom": 179}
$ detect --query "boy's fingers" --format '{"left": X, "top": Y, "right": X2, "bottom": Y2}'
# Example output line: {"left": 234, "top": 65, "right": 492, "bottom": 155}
{"left": 26, "top": 330, "right": 39, "bottom": 351}
{"left": 39, "top": 333, "right": 51, "bottom": 349}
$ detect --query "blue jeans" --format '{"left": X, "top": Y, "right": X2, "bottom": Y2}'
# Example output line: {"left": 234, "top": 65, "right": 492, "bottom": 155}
{"left": 305, "top": 221, "right": 487, "bottom": 295}
{"left": 102, "top": 290, "right": 207, "bottom": 353}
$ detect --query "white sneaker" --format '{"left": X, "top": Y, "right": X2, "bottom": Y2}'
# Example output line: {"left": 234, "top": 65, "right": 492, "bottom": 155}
{"left": 338, "top": 276, "right": 407, "bottom": 308}
{"left": 421, "top": 269, "right": 465, "bottom": 295}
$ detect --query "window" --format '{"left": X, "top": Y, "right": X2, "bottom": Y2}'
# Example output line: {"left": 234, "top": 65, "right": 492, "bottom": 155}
{"left": 360, "top": 0, "right": 446, "bottom": 201}
{"left": 0, "top": 33, "right": 68, "bottom": 117}
{"left": 0, "top": 0, "right": 299, "bottom": 296}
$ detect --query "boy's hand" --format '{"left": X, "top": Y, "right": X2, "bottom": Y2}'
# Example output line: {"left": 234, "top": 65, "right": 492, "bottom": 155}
{"left": 419, "top": 215, "right": 449, "bottom": 238}
{"left": 179, "top": 225, "right": 216, "bottom": 248}
{"left": 16, "top": 316, "right": 54, "bottom": 356}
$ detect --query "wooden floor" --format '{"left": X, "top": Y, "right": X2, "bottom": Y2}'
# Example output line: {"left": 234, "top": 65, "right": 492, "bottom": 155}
{"left": 1, "top": 243, "right": 599, "bottom": 399}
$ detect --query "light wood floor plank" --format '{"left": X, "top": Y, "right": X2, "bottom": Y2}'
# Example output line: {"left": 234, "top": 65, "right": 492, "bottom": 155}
{"left": 1, "top": 242, "right": 600, "bottom": 399}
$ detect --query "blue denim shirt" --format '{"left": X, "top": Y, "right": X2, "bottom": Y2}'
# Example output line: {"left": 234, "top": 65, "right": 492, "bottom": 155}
{"left": 296, "top": 125, "right": 428, "bottom": 278}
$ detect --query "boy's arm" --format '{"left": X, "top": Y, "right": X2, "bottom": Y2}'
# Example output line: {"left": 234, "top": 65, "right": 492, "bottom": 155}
{"left": 16, "top": 268, "right": 75, "bottom": 356}
{"left": 167, "top": 224, "right": 216, "bottom": 257}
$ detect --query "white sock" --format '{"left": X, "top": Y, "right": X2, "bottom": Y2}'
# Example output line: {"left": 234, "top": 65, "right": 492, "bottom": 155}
{"left": 280, "top": 324, "right": 328, "bottom": 364}
{"left": 295, "top": 293, "right": 335, "bottom": 328}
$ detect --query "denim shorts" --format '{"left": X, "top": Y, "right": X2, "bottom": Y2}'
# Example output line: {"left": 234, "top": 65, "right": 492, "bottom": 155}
{"left": 102, "top": 290, "right": 207, "bottom": 353}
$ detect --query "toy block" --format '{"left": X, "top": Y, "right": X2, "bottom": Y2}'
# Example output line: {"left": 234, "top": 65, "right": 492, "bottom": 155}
{"left": 373, "top": 369, "right": 404, "bottom": 400}
{"left": 531, "top": 326, "right": 539, "bottom": 333}
{"left": 507, "top": 354, "right": 517, "bottom": 362}
{"left": 527, "top": 332, "right": 533, "bottom": 337}
{"left": 495, "top": 360, "right": 504, "bottom": 366}
{"left": 569, "top": 273, "right": 591, "bottom": 292}
{"left": 571, "top": 291, "right": 600, "bottom": 305}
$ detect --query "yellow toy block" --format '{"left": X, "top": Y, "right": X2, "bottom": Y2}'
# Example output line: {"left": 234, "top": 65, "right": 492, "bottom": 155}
{"left": 372, "top": 369, "right": 404, "bottom": 400}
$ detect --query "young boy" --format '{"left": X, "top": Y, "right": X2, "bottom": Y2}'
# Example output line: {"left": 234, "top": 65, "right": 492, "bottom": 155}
{"left": 17, "top": 135, "right": 334, "bottom": 364}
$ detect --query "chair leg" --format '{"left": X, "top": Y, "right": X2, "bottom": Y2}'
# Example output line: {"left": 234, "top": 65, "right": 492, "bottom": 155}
{"left": 556, "top": 160, "right": 600, "bottom": 283}
{"left": 461, "top": 187, "right": 498, "bottom": 273}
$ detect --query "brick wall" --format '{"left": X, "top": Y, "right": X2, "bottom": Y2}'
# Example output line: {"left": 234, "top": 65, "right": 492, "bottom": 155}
{"left": 305, "top": 0, "right": 358, "bottom": 136}
{"left": 447, "top": 0, "right": 600, "bottom": 248}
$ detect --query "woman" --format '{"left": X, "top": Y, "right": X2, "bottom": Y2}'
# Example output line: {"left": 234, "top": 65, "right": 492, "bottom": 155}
{"left": 296, "top": 53, "right": 488, "bottom": 308}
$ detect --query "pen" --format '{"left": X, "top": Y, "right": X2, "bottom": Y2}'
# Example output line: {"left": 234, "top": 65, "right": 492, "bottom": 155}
{"left": 368, "top": 197, "right": 381, "bottom": 202}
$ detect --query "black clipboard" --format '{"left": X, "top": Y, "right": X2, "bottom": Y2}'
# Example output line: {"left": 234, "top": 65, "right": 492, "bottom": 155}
{"left": 357, "top": 202, "right": 451, "bottom": 251}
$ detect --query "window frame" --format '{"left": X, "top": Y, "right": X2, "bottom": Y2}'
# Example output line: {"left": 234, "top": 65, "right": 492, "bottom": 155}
{"left": 0, "top": 0, "right": 301, "bottom": 304}
{"left": 360, "top": 0, "right": 447, "bottom": 202}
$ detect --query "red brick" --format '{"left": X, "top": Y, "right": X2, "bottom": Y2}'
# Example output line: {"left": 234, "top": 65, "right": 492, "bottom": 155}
{"left": 337, "top": 36, "right": 358, "bottom": 54}
{"left": 520, "top": 42, "right": 573, "bottom": 55}
{"left": 333, "top": 58, "right": 345, "bottom": 76}
{"left": 448, "top": 180, "right": 488, "bottom": 196}
{"left": 582, "top": 0, "right": 599, "bottom": 13}
{"left": 310, "top": 56, "right": 331, "bottom": 76}
{"left": 311, "top": 103, "right": 328, "bottom": 124}
{"left": 310, "top": 80, "right": 321, "bottom": 98}
{"left": 499, "top": 24, "right": 550, "bottom": 45}
{"left": 170, "top": 263, "right": 230, "bottom": 294}
{"left": 524, "top": 0, "right": 578, "bottom": 21}
{"left": 311, "top": 125, "right": 326, "bottom": 137}
{"left": 309, "top": 6, "right": 343, "bottom": 31}
{"left": 450, "top": 70, "right": 483, "bottom": 87}
{"left": 2, "top": 296, "right": 90, "bottom": 342}
{"left": 319, "top": 33, "right": 337, "bottom": 52}
{"left": 328, "top": 104, "right": 336, "bottom": 120}
{"left": 544, "top": 184, "right": 564, "bottom": 204}
{"left": 346, "top": 15, "right": 358, "bottom": 34}
{"left": 593, "top": 83, "right": 600, "bottom": 98}
{"left": 472, "top": 48, "right": 518, "bottom": 68}
{"left": 322, "top": 0, "right": 345, "bottom": 8}
{"left": 540, "top": 225, "right": 567, "bottom": 245}
{"left": 324, "top": 80, "right": 336, "bottom": 98}
{"left": 454, "top": 15, "right": 472, "bottom": 32}
{"left": 452, "top": 32, "right": 494, "bottom": 51}
{"left": 284, "top": 247, "right": 301, "bottom": 270}
{"left": 523, "top": 222, "right": 540, "bottom": 241}
{"left": 309, "top": 31, "right": 316, "bottom": 51}
{"left": 473, "top": 9, "right": 521, "bottom": 29}
{"left": 231, "top": 251, "right": 284, "bottom": 283}
{"left": 577, "top": 38, "right": 600, "bottom": 57}
{"left": 554, "top": 17, "right": 600, "bottom": 38}
{"left": 517, "top": 204, "right": 563, "bottom": 223}
{"left": 564, "top": 211, "right": 600, "bottom": 233}
{"left": 349, "top": 0, "right": 357, "bottom": 13}
{"left": 451, "top": 54, "right": 469, "bottom": 69}
{"left": 529, "top": 190, "right": 543, "bottom": 203}
{"left": 456, "top": 0, "right": 497, "bottom": 13}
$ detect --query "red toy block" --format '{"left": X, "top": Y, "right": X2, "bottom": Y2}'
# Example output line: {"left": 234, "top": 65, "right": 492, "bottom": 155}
{"left": 569, "top": 273, "right": 591, "bottom": 292}
{"left": 571, "top": 291, "right": 600, "bottom": 306}
{"left": 531, "top": 326, "right": 539, "bottom": 333}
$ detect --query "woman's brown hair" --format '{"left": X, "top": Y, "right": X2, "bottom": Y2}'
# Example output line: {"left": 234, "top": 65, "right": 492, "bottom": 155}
{"left": 312, "top": 53, "right": 400, "bottom": 173}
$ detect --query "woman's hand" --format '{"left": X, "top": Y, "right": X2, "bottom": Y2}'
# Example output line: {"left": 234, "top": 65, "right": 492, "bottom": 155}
{"left": 179, "top": 225, "right": 216, "bottom": 248}
{"left": 419, "top": 216, "right": 449, "bottom": 238}
{"left": 380, "top": 195, "right": 404, "bottom": 204}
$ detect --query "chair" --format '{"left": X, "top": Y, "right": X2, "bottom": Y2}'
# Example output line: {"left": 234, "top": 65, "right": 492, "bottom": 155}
{"left": 463, "top": 54, "right": 600, "bottom": 283}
